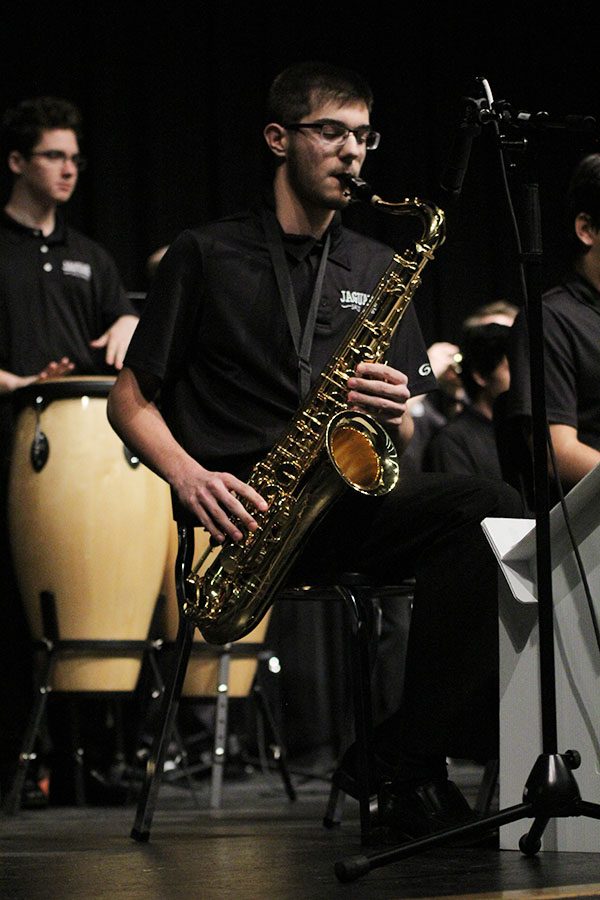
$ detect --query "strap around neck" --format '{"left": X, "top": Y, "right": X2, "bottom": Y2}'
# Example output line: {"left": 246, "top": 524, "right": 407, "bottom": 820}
{"left": 262, "top": 208, "right": 331, "bottom": 400}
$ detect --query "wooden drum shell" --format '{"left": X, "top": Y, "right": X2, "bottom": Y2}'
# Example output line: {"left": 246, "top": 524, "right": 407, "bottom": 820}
{"left": 8, "top": 377, "right": 171, "bottom": 692}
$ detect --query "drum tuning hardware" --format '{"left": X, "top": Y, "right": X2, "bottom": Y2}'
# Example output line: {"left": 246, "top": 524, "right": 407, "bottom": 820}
{"left": 123, "top": 445, "right": 141, "bottom": 469}
{"left": 30, "top": 396, "right": 49, "bottom": 472}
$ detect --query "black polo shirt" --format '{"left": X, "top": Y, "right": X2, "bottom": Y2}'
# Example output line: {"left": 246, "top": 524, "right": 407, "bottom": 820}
{"left": 0, "top": 210, "right": 135, "bottom": 376}
{"left": 423, "top": 405, "right": 503, "bottom": 479}
{"left": 506, "top": 273, "right": 600, "bottom": 451}
{"left": 125, "top": 205, "right": 437, "bottom": 478}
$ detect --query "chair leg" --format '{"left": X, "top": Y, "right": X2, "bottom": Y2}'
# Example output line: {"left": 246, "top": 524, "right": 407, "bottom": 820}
{"left": 337, "top": 584, "right": 376, "bottom": 845}
{"left": 131, "top": 616, "right": 195, "bottom": 841}
{"left": 323, "top": 781, "right": 346, "bottom": 828}
{"left": 474, "top": 757, "right": 499, "bottom": 816}
{"left": 131, "top": 523, "right": 196, "bottom": 842}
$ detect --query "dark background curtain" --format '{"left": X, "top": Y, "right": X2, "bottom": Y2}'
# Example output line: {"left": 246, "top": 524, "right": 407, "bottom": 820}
{"left": 1, "top": 3, "right": 599, "bottom": 762}
{"left": 0, "top": 0, "right": 600, "bottom": 768}
{"left": 1, "top": 3, "right": 599, "bottom": 344}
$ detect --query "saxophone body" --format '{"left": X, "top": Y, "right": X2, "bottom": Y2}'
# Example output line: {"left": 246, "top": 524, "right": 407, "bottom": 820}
{"left": 184, "top": 178, "right": 445, "bottom": 644}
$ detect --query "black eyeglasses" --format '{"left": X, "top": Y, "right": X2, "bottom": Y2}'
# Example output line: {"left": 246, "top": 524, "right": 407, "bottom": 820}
{"left": 28, "top": 150, "right": 87, "bottom": 171}
{"left": 284, "top": 121, "right": 381, "bottom": 150}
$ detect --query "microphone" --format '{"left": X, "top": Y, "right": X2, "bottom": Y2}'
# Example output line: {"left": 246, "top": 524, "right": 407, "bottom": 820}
{"left": 439, "top": 97, "right": 483, "bottom": 199}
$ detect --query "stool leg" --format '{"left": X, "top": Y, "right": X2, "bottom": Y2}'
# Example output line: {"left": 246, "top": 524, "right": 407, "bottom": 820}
{"left": 474, "top": 758, "right": 499, "bottom": 816}
{"left": 323, "top": 782, "right": 346, "bottom": 828}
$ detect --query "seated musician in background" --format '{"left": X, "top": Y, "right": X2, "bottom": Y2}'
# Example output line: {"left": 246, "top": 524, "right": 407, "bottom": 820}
{"left": 423, "top": 322, "right": 512, "bottom": 479}
{"left": 108, "top": 60, "right": 522, "bottom": 842}
{"left": 401, "top": 300, "right": 518, "bottom": 474}
{"left": 506, "top": 153, "right": 600, "bottom": 499}
{"left": 0, "top": 97, "right": 139, "bottom": 805}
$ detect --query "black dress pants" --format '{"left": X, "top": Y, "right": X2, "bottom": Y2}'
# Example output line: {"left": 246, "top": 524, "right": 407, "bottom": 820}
{"left": 288, "top": 472, "right": 524, "bottom": 763}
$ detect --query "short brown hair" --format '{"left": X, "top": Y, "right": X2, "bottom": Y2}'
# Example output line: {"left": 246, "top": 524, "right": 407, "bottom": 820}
{"left": 2, "top": 96, "right": 83, "bottom": 159}
{"left": 267, "top": 61, "right": 373, "bottom": 125}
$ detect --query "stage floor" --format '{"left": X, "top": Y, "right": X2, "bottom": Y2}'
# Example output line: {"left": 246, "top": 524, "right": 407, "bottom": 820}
{"left": 1, "top": 760, "right": 600, "bottom": 899}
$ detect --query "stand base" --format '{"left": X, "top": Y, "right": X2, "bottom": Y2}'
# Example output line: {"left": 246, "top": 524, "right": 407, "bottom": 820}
{"left": 335, "top": 752, "right": 600, "bottom": 883}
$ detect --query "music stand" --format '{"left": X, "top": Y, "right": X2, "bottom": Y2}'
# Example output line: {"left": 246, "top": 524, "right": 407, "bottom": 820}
{"left": 334, "top": 101, "right": 600, "bottom": 883}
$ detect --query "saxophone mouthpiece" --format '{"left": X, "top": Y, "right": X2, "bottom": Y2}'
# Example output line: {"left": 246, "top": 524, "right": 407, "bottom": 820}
{"left": 338, "top": 174, "right": 379, "bottom": 205}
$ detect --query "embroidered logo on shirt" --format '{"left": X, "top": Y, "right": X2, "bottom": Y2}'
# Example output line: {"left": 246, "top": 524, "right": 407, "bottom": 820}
{"left": 339, "top": 289, "right": 370, "bottom": 311}
{"left": 418, "top": 363, "right": 432, "bottom": 376}
{"left": 62, "top": 260, "right": 91, "bottom": 281}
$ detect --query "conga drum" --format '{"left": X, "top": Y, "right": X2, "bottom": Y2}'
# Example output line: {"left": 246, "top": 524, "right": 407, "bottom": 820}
{"left": 8, "top": 376, "right": 171, "bottom": 692}
{"left": 161, "top": 524, "right": 272, "bottom": 697}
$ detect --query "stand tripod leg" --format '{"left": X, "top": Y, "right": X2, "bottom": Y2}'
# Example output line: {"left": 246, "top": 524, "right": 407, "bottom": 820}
{"left": 252, "top": 679, "right": 296, "bottom": 802}
{"left": 4, "top": 646, "right": 54, "bottom": 815}
{"left": 209, "top": 651, "right": 230, "bottom": 810}
{"left": 335, "top": 750, "right": 600, "bottom": 882}
{"left": 335, "top": 802, "right": 532, "bottom": 883}
{"left": 516, "top": 751, "right": 586, "bottom": 855}
{"left": 518, "top": 816, "right": 547, "bottom": 855}
{"left": 576, "top": 800, "right": 600, "bottom": 819}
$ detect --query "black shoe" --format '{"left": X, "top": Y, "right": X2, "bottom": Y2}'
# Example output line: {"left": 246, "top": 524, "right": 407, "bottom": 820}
{"left": 331, "top": 742, "right": 396, "bottom": 801}
{"left": 378, "top": 777, "right": 479, "bottom": 844}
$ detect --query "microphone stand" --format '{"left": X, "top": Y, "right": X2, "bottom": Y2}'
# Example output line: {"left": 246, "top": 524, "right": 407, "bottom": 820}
{"left": 334, "top": 103, "right": 600, "bottom": 884}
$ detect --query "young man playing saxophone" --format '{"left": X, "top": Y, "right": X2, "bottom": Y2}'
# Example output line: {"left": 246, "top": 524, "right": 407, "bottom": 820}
{"left": 108, "top": 60, "right": 522, "bottom": 842}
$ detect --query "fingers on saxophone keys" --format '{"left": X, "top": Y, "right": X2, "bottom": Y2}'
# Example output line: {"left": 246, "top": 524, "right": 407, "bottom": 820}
{"left": 207, "top": 484, "right": 268, "bottom": 543}
{"left": 203, "top": 502, "right": 245, "bottom": 544}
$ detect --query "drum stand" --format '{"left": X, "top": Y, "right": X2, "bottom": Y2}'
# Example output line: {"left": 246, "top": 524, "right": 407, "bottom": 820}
{"left": 3, "top": 590, "right": 167, "bottom": 814}
{"left": 334, "top": 101, "right": 600, "bottom": 883}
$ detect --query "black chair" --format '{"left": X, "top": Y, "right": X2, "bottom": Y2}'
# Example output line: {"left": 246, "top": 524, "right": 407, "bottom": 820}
{"left": 130, "top": 526, "right": 501, "bottom": 845}
{"left": 130, "top": 524, "right": 401, "bottom": 845}
{"left": 154, "top": 523, "right": 292, "bottom": 811}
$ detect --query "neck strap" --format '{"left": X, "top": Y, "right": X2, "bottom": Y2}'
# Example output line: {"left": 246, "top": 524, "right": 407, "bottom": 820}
{"left": 262, "top": 208, "right": 331, "bottom": 400}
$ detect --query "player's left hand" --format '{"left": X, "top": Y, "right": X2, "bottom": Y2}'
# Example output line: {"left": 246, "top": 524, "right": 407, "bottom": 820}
{"left": 347, "top": 361, "right": 410, "bottom": 427}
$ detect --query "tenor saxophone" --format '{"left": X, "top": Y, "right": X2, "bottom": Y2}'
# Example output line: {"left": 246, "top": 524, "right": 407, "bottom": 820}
{"left": 184, "top": 176, "right": 445, "bottom": 644}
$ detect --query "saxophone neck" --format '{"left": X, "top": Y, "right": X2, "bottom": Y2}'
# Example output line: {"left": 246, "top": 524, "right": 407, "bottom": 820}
{"left": 340, "top": 174, "right": 445, "bottom": 248}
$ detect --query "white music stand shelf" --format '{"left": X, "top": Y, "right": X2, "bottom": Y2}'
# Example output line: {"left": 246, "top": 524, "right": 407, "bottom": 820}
{"left": 483, "top": 461, "right": 600, "bottom": 852}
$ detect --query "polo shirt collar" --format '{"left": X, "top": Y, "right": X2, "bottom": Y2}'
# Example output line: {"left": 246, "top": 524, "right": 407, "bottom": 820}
{"left": 1, "top": 209, "right": 67, "bottom": 245}
{"left": 261, "top": 193, "right": 351, "bottom": 269}
{"left": 563, "top": 271, "right": 600, "bottom": 313}
{"left": 281, "top": 213, "right": 345, "bottom": 262}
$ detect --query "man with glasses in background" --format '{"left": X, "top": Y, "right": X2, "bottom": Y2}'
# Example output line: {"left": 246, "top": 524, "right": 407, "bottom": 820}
{"left": 108, "top": 61, "right": 522, "bottom": 844}
{"left": 0, "top": 96, "right": 138, "bottom": 392}
{"left": 0, "top": 97, "right": 139, "bottom": 807}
